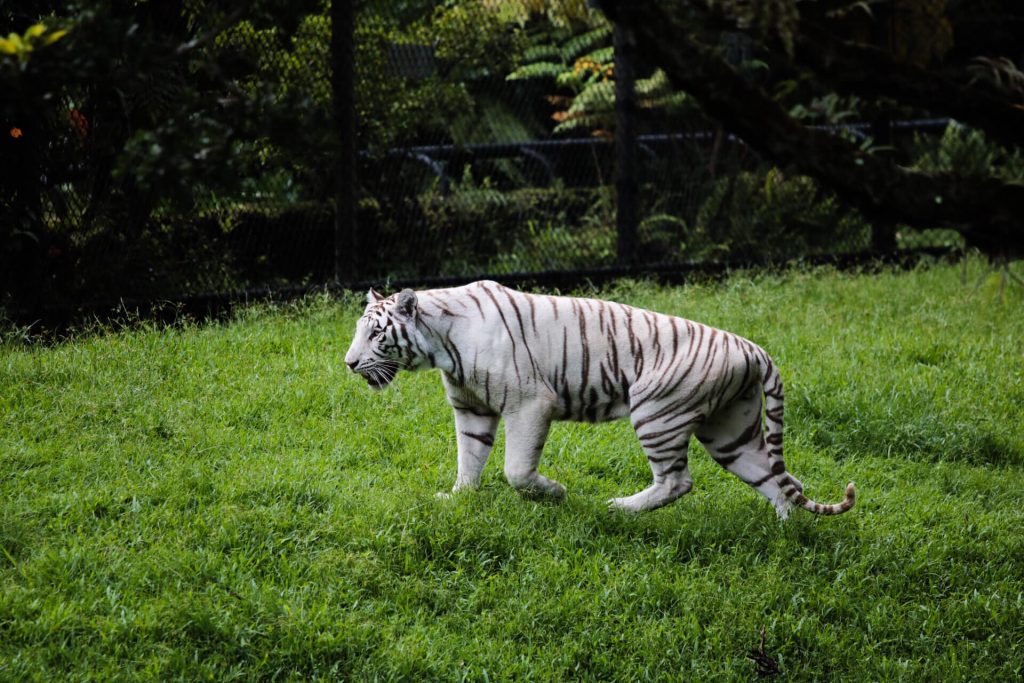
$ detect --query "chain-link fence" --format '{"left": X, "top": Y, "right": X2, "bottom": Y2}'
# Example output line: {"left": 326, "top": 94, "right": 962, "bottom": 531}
{"left": 1, "top": 2, "right": 961, "bottom": 321}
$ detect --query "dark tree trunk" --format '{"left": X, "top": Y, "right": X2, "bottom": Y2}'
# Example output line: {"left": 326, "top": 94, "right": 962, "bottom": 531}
{"left": 331, "top": 0, "right": 358, "bottom": 283}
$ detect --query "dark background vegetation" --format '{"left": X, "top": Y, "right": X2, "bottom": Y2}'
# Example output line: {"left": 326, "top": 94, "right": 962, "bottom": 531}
{"left": 2, "top": 0, "right": 1022, "bottom": 320}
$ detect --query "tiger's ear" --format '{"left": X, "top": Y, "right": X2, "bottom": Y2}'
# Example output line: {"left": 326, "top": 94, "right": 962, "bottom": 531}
{"left": 367, "top": 287, "right": 384, "bottom": 304}
{"left": 396, "top": 288, "right": 418, "bottom": 318}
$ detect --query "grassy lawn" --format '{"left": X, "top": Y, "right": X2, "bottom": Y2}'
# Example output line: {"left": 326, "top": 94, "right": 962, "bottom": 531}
{"left": 2, "top": 260, "right": 1023, "bottom": 681}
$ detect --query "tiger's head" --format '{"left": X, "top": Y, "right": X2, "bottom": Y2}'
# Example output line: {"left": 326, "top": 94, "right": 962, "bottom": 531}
{"left": 345, "top": 287, "right": 427, "bottom": 390}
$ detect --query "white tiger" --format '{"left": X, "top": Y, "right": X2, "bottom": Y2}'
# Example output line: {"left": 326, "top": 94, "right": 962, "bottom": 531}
{"left": 344, "top": 281, "right": 855, "bottom": 518}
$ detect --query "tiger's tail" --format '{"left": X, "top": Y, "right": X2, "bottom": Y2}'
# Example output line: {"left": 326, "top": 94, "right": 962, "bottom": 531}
{"left": 762, "top": 356, "right": 855, "bottom": 517}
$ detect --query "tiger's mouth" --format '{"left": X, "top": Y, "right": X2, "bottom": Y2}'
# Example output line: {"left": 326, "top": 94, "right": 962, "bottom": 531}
{"left": 364, "top": 374, "right": 392, "bottom": 390}
{"left": 358, "top": 362, "right": 399, "bottom": 390}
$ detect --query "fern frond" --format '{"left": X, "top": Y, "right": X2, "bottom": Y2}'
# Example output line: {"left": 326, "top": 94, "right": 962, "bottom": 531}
{"left": 553, "top": 112, "right": 609, "bottom": 134}
{"left": 585, "top": 45, "right": 614, "bottom": 64}
{"left": 507, "top": 62, "right": 565, "bottom": 81}
{"left": 635, "top": 69, "right": 670, "bottom": 97}
{"left": 565, "top": 81, "right": 615, "bottom": 113}
{"left": 555, "top": 69, "right": 584, "bottom": 88}
{"left": 560, "top": 25, "right": 611, "bottom": 61}
{"left": 968, "top": 56, "right": 1024, "bottom": 98}
{"left": 641, "top": 90, "right": 688, "bottom": 110}
{"left": 522, "top": 44, "right": 562, "bottom": 63}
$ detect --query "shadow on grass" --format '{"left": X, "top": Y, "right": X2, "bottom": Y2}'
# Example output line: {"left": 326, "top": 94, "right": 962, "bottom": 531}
{"left": 528, "top": 492, "right": 865, "bottom": 569}
{"left": 807, "top": 416, "right": 1024, "bottom": 467}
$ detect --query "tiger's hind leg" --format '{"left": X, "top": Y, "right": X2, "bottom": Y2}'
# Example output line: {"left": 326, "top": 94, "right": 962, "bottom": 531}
{"left": 696, "top": 390, "right": 802, "bottom": 518}
{"left": 608, "top": 406, "right": 700, "bottom": 513}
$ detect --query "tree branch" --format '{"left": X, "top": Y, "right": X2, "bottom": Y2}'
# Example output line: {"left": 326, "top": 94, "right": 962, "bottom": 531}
{"left": 793, "top": 22, "right": 1024, "bottom": 152}
{"left": 599, "top": 1, "right": 1024, "bottom": 255}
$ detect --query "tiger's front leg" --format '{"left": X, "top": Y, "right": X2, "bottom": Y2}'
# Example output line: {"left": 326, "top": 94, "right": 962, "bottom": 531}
{"left": 503, "top": 403, "right": 566, "bottom": 501}
{"left": 440, "top": 407, "right": 500, "bottom": 497}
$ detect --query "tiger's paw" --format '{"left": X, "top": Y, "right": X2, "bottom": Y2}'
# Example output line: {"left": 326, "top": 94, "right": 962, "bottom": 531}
{"left": 606, "top": 482, "right": 689, "bottom": 513}
{"left": 517, "top": 480, "right": 567, "bottom": 502}
{"left": 606, "top": 497, "right": 643, "bottom": 514}
{"left": 436, "top": 484, "right": 477, "bottom": 501}
{"left": 772, "top": 494, "right": 793, "bottom": 520}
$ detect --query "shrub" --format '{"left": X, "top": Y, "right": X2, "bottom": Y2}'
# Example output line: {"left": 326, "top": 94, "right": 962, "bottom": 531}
{"left": 690, "top": 168, "right": 872, "bottom": 261}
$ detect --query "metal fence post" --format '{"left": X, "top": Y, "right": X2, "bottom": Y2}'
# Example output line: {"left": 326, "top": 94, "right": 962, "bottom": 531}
{"left": 871, "top": 1, "right": 897, "bottom": 253}
{"left": 614, "top": 22, "right": 638, "bottom": 267}
{"left": 331, "top": 0, "right": 357, "bottom": 285}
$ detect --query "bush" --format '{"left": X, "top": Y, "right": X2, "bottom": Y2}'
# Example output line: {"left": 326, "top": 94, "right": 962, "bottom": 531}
{"left": 360, "top": 169, "right": 612, "bottom": 278}
{"left": 689, "top": 168, "right": 872, "bottom": 261}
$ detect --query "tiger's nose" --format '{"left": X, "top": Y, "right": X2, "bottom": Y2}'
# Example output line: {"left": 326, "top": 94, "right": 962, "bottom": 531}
{"left": 347, "top": 360, "right": 359, "bottom": 371}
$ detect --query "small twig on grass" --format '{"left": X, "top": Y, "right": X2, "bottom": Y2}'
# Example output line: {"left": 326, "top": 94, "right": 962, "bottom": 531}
{"left": 746, "top": 626, "right": 781, "bottom": 678}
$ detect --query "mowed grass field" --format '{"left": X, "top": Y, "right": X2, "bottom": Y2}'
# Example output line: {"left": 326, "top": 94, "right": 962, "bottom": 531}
{"left": 2, "top": 261, "right": 1023, "bottom": 681}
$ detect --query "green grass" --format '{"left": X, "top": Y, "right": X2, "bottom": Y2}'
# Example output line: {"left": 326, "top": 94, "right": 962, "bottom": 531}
{"left": 2, "top": 260, "right": 1023, "bottom": 681}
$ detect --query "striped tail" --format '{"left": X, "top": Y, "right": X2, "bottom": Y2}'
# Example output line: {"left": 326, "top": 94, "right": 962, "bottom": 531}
{"left": 762, "top": 355, "right": 856, "bottom": 517}
{"left": 799, "top": 482, "right": 857, "bottom": 516}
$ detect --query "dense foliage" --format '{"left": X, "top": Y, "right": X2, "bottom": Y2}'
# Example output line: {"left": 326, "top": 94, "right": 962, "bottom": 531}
{"left": 599, "top": 0, "right": 1024, "bottom": 258}
{"left": 1, "top": 0, "right": 330, "bottom": 309}
{"left": 2, "top": 0, "right": 1019, "bottom": 316}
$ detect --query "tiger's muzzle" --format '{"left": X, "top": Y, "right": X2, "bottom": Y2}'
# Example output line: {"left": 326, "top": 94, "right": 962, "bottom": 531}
{"left": 349, "top": 360, "right": 399, "bottom": 390}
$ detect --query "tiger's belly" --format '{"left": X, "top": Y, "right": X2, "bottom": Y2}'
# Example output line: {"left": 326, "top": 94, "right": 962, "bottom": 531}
{"left": 553, "top": 384, "right": 631, "bottom": 423}
{"left": 447, "top": 373, "right": 632, "bottom": 424}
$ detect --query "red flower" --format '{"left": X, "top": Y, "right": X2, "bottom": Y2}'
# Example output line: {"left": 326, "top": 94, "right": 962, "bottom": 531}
{"left": 69, "top": 108, "right": 89, "bottom": 140}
